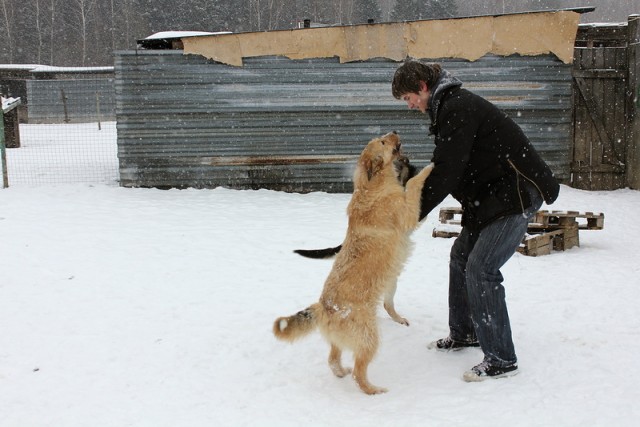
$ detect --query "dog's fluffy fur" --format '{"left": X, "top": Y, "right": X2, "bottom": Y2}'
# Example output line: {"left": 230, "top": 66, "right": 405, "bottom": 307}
{"left": 273, "top": 132, "right": 433, "bottom": 395}
{"left": 293, "top": 155, "right": 418, "bottom": 259}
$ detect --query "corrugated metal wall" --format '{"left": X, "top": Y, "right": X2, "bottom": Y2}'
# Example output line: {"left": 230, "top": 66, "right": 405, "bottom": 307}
{"left": 115, "top": 50, "right": 572, "bottom": 192}
{"left": 27, "top": 78, "right": 115, "bottom": 124}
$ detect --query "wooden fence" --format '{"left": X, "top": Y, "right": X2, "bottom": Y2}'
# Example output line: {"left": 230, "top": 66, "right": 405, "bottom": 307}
{"left": 571, "top": 15, "right": 640, "bottom": 190}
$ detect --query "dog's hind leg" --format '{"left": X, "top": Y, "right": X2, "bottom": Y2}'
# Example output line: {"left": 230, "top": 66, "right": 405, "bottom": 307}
{"left": 328, "top": 344, "right": 351, "bottom": 378}
{"left": 352, "top": 346, "right": 387, "bottom": 395}
{"left": 383, "top": 279, "right": 409, "bottom": 326}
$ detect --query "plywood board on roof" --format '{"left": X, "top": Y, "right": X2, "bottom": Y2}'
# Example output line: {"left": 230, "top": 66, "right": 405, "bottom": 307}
{"left": 183, "top": 11, "right": 580, "bottom": 66}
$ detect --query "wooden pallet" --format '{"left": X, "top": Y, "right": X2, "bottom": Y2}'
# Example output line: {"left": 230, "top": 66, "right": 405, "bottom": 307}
{"left": 432, "top": 207, "right": 602, "bottom": 256}
{"left": 517, "top": 229, "right": 565, "bottom": 256}
{"left": 433, "top": 207, "right": 463, "bottom": 238}
{"left": 438, "top": 207, "right": 462, "bottom": 224}
{"left": 532, "top": 210, "right": 604, "bottom": 230}
{"left": 518, "top": 226, "right": 580, "bottom": 256}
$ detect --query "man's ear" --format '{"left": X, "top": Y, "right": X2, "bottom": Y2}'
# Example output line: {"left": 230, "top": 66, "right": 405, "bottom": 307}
{"left": 419, "top": 81, "right": 428, "bottom": 93}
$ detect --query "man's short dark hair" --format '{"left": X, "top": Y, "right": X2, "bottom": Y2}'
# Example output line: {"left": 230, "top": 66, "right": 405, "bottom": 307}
{"left": 392, "top": 59, "right": 442, "bottom": 99}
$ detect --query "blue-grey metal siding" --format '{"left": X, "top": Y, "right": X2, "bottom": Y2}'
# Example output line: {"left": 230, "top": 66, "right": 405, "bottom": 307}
{"left": 114, "top": 50, "right": 572, "bottom": 192}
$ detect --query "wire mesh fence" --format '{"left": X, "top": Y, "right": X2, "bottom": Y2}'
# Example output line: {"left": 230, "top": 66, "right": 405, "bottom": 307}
{"left": 2, "top": 78, "right": 119, "bottom": 187}
{"left": 5, "top": 121, "right": 118, "bottom": 186}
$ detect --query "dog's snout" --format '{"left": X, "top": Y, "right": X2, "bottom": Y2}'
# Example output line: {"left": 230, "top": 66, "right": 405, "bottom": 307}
{"left": 393, "top": 141, "right": 402, "bottom": 153}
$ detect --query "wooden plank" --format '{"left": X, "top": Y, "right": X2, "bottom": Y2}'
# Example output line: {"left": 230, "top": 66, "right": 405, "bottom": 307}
{"left": 572, "top": 48, "right": 595, "bottom": 190}
{"left": 575, "top": 26, "right": 627, "bottom": 47}
{"left": 432, "top": 228, "right": 460, "bottom": 238}
{"left": 572, "top": 69, "right": 625, "bottom": 79}
{"left": 552, "top": 226, "right": 579, "bottom": 251}
{"left": 626, "top": 15, "right": 640, "bottom": 189}
{"left": 612, "top": 46, "right": 628, "bottom": 165}
{"left": 570, "top": 163, "right": 625, "bottom": 173}
{"left": 602, "top": 47, "right": 627, "bottom": 192}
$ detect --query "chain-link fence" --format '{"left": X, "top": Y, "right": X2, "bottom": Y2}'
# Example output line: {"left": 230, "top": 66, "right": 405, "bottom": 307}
{"left": 2, "top": 77, "right": 118, "bottom": 187}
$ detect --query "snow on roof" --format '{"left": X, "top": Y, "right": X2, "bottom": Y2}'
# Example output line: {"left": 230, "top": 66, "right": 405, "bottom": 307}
{"left": 0, "top": 64, "right": 41, "bottom": 71}
{"left": 579, "top": 21, "right": 628, "bottom": 27}
{"left": 144, "top": 31, "right": 232, "bottom": 40}
{"left": 30, "top": 65, "right": 114, "bottom": 74}
{"left": 0, "top": 64, "right": 113, "bottom": 73}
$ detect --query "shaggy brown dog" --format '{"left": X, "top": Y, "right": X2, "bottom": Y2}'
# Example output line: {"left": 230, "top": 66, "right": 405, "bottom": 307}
{"left": 293, "top": 154, "right": 418, "bottom": 259}
{"left": 273, "top": 132, "right": 433, "bottom": 395}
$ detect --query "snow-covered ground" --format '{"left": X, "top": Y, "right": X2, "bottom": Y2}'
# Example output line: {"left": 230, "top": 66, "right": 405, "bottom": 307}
{"left": 1, "top": 123, "right": 639, "bottom": 426}
{"left": 4, "top": 121, "right": 118, "bottom": 186}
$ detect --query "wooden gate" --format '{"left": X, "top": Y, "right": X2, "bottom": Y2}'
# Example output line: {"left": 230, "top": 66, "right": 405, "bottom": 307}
{"left": 571, "top": 17, "right": 639, "bottom": 190}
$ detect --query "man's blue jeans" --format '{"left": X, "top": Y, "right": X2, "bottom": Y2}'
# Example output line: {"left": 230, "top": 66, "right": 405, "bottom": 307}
{"left": 448, "top": 184, "right": 543, "bottom": 367}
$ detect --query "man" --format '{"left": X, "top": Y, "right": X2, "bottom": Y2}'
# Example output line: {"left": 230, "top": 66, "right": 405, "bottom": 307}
{"left": 391, "top": 59, "right": 559, "bottom": 382}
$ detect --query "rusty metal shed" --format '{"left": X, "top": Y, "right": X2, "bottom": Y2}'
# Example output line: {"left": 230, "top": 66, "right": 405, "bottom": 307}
{"left": 115, "top": 9, "right": 589, "bottom": 192}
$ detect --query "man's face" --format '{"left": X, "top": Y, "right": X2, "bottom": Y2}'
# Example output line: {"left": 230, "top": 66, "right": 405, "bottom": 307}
{"left": 400, "top": 81, "right": 430, "bottom": 113}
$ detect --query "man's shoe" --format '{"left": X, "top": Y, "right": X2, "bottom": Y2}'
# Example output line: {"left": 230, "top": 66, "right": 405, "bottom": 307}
{"left": 462, "top": 360, "right": 519, "bottom": 382}
{"left": 427, "top": 336, "right": 480, "bottom": 352}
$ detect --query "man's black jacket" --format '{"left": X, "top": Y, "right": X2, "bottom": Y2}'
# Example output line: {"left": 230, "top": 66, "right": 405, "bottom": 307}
{"left": 419, "top": 85, "right": 560, "bottom": 231}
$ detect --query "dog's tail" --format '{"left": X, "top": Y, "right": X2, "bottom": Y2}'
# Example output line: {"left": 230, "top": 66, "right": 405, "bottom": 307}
{"left": 273, "top": 303, "right": 320, "bottom": 342}
{"left": 293, "top": 245, "right": 342, "bottom": 259}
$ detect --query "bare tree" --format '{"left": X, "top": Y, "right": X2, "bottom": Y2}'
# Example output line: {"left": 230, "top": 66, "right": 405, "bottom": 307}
{"left": 247, "top": 0, "right": 287, "bottom": 31}
{"left": 330, "top": 0, "right": 348, "bottom": 24}
{"left": 266, "top": 0, "right": 286, "bottom": 30}
{"left": 378, "top": 0, "right": 396, "bottom": 21}
{"left": 29, "top": 0, "right": 45, "bottom": 63}
{"left": 0, "top": 0, "right": 15, "bottom": 62}
{"left": 120, "top": 0, "right": 140, "bottom": 51}
{"left": 248, "top": 0, "right": 262, "bottom": 29}
{"left": 109, "top": 0, "right": 116, "bottom": 53}
{"left": 326, "top": 0, "right": 380, "bottom": 25}
{"left": 69, "top": 0, "right": 98, "bottom": 66}
{"left": 48, "top": 0, "right": 59, "bottom": 64}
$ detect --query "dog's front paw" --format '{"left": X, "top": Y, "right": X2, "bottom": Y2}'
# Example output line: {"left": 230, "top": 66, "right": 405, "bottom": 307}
{"left": 384, "top": 302, "right": 410, "bottom": 326}
{"left": 396, "top": 317, "right": 410, "bottom": 327}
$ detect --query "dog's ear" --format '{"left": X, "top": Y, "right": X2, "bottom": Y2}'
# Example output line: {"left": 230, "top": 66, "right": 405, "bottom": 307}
{"left": 365, "top": 155, "right": 384, "bottom": 181}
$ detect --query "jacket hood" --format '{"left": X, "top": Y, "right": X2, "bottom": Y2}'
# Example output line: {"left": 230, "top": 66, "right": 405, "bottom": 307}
{"left": 427, "top": 69, "right": 462, "bottom": 124}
